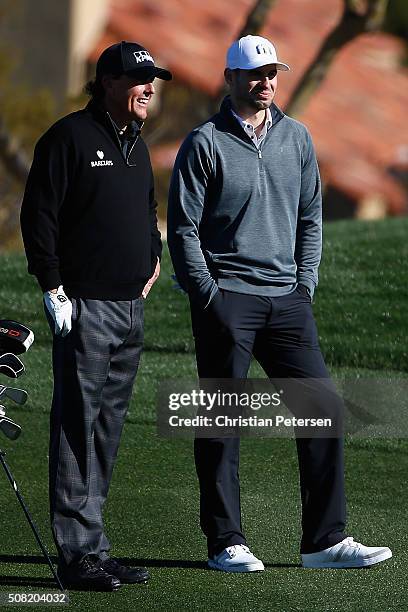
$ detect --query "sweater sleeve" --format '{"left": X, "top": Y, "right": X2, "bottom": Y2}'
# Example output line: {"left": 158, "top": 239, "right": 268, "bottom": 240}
{"left": 167, "top": 130, "right": 218, "bottom": 308}
{"left": 294, "top": 128, "right": 322, "bottom": 298}
{"left": 20, "top": 129, "right": 71, "bottom": 292}
{"left": 148, "top": 167, "right": 162, "bottom": 271}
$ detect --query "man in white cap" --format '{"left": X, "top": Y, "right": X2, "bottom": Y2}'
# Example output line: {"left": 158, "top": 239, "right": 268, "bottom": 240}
{"left": 167, "top": 35, "right": 392, "bottom": 572}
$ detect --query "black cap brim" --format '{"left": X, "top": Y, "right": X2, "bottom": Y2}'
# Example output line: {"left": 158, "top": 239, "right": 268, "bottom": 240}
{"left": 125, "top": 66, "right": 172, "bottom": 81}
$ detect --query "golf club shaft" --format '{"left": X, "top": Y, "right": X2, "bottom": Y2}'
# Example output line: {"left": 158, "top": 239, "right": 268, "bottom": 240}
{"left": 0, "top": 451, "right": 65, "bottom": 592}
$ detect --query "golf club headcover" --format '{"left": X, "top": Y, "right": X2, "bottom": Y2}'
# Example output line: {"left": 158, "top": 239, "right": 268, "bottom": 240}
{"left": 0, "top": 320, "right": 34, "bottom": 355}
{"left": 0, "top": 353, "right": 25, "bottom": 378}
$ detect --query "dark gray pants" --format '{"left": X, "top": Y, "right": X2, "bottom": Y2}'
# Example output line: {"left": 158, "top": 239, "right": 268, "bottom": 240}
{"left": 190, "top": 288, "right": 346, "bottom": 557}
{"left": 46, "top": 298, "right": 144, "bottom": 566}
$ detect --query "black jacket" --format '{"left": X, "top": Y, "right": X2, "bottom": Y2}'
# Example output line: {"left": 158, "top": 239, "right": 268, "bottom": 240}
{"left": 20, "top": 100, "right": 162, "bottom": 300}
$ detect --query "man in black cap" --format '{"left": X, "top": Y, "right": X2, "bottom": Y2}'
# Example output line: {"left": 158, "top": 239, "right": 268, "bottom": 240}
{"left": 20, "top": 41, "right": 172, "bottom": 591}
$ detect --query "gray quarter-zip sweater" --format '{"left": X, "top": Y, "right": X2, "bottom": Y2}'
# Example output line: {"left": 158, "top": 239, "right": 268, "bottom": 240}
{"left": 167, "top": 96, "right": 322, "bottom": 307}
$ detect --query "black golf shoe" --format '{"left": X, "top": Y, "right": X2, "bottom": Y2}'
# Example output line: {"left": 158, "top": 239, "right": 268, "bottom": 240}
{"left": 58, "top": 554, "right": 121, "bottom": 591}
{"left": 100, "top": 558, "right": 149, "bottom": 584}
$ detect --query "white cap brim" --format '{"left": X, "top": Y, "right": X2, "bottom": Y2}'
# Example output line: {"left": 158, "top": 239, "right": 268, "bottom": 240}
{"left": 228, "top": 59, "right": 290, "bottom": 71}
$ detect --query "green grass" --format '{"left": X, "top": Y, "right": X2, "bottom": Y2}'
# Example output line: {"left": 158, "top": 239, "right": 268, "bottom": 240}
{"left": 0, "top": 217, "right": 407, "bottom": 611}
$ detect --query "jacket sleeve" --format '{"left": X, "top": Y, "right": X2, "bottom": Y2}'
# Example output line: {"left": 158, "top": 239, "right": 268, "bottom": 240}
{"left": 294, "top": 128, "right": 322, "bottom": 298}
{"left": 149, "top": 167, "right": 162, "bottom": 271}
{"left": 20, "top": 129, "right": 71, "bottom": 292}
{"left": 167, "top": 131, "right": 218, "bottom": 308}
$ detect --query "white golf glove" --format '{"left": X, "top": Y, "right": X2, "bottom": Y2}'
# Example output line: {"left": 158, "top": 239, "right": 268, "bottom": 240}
{"left": 43, "top": 285, "right": 72, "bottom": 337}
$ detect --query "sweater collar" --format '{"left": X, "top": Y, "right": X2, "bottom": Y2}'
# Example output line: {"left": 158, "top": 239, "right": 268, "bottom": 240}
{"left": 231, "top": 106, "right": 273, "bottom": 146}
{"left": 85, "top": 99, "right": 142, "bottom": 137}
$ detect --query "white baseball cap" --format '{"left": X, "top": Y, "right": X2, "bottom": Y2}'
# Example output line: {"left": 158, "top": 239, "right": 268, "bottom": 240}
{"left": 226, "top": 35, "right": 290, "bottom": 71}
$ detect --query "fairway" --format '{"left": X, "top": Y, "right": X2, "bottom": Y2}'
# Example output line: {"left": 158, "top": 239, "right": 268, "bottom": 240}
{"left": 0, "top": 218, "right": 407, "bottom": 611}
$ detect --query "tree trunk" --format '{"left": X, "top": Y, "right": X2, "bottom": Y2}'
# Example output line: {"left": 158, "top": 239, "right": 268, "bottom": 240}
{"left": 238, "top": 0, "right": 279, "bottom": 37}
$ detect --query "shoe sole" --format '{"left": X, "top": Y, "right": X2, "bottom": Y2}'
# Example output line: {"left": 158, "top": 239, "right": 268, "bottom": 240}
{"left": 60, "top": 583, "right": 122, "bottom": 591}
{"left": 118, "top": 578, "right": 149, "bottom": 584}
{"left": 302, "top": 549, "right": 392, "bottom": 569}
{"left": 208, "top": 559, "right": 265, "bottom": 573}
{"left": 58, "top": 576, "right": 122, "bottom": 592}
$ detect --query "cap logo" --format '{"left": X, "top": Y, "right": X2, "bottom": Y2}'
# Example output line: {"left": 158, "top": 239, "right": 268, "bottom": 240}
{"left": 133, "top": 50, "right": 154, "bottom": 64}
{"left": 256, "top": 44, "right": 272, "bottom": 56}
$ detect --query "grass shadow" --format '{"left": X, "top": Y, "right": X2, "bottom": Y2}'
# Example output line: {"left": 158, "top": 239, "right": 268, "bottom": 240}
{"left": 0, "top": 575, "right": 57, "bottom": 589}
{"left": 0, "top": 556, "right": 61, "bottom": 590}
{"left": 117, "top": 557, "right": 207, "bottom": 570}
{"left": 117, "top": 557, "right": 302, "bottom": 570}
{"left": 0, "top": 554, "right": 58, "bottom": 565}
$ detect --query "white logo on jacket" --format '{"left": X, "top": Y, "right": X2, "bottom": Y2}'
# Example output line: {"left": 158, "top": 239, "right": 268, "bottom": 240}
{"left": 90, "top": 150, "right": 113, "bottom": 167}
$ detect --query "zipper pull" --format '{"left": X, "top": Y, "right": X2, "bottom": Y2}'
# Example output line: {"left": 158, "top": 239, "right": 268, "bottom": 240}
{"left": 258, "top": 150, "right": 262, "bottom": 159}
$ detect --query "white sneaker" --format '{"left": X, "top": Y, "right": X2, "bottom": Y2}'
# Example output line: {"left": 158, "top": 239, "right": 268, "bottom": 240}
{"left": 302, "top": 537, "right": 392, "bottom": 568}
{"left": 208, "top": 544, "right": 264, "bottom": 573}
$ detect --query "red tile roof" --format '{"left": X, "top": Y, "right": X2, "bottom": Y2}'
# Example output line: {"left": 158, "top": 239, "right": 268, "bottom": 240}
{"left": 303, "top": 33, "right": 408, "bottom": 214}
{"left": 90, "top": 0, "right": 408, "bottom": 214}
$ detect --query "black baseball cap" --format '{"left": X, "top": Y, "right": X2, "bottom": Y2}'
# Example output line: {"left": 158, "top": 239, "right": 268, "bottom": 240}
{"left": 96, "top": 41, "right": 172, "bottom": 82}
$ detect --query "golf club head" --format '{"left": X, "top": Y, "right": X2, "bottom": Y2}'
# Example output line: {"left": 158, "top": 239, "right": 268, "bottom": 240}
{"left": 0, "top": 353, "right": 25, "bottom": 379}
{"left": 0, "top": 320, "right": 34, "bottom": 355}
{"left": 0, "top": 384, "right": 28, "bottom": 405}
{"left": 0, "top": 409, "right": 21, "bottom": 440}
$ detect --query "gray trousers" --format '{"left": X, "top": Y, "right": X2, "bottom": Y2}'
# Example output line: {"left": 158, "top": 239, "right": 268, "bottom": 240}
{"left": 46, "top": 298, "right": 144, "bottom": 566}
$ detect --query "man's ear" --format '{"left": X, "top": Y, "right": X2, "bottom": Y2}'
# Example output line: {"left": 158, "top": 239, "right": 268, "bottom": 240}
{"left": 224, "top": 68, "right": 233, "bottom": 87}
